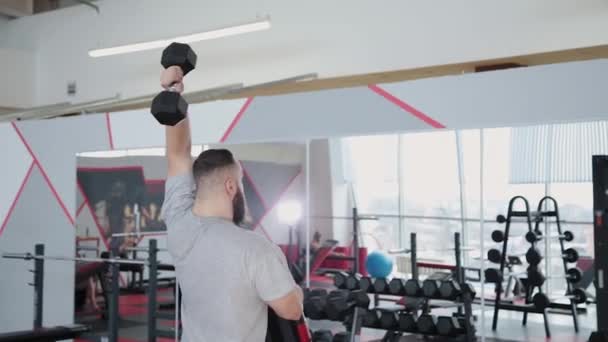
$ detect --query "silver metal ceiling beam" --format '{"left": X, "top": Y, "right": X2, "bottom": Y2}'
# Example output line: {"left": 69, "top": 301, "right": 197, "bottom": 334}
{"left": 0, "top": 73, "right": 318, "bottom": 122}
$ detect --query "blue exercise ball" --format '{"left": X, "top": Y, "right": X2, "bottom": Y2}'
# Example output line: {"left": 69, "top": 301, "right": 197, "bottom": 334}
{"left": 365, "top": 251, "right": 393, "bottom": 278}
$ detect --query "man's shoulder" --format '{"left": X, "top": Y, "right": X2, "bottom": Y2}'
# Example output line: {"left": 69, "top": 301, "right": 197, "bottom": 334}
{"left": 228, "top": 226, "right": 274, "bottom": 249}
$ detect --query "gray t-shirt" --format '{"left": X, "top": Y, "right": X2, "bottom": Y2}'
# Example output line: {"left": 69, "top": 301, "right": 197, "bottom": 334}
{"left": 161, "top": 173, "right": 296, "bottom": 342}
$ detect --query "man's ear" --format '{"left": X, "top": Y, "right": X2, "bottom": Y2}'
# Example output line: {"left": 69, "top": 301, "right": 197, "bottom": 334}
{"left": 225, "top": 177, "right": 237, "bottom": 196}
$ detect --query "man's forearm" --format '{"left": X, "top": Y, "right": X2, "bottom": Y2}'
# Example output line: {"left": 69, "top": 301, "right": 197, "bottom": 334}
{"left": 166, "top": 118, "right": 192, "bottom": 176}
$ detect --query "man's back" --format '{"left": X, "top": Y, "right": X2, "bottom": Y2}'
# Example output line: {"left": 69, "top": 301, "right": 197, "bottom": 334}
{"left": 162, "top": 174, "right": 296, "bottom": 342}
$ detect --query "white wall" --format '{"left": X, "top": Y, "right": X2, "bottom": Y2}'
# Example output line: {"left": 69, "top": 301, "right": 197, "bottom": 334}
{"left": 2, "top": 0, "right": 608, "bottom": 106}
{"left": 0, "top": 48, "right": 35, "bottom": 107}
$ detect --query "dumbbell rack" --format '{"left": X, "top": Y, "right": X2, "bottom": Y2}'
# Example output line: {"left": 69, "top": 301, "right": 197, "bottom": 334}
{"left": 524, "top": 196, "right": 579, "bottom": 332}
{"left": 490, "top": 196, "right": 551, "bottom": 337}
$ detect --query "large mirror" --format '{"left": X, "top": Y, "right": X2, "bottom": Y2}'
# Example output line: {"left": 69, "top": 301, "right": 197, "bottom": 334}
{"left": 69, "top": 120, "right": 605, "bottom": 341}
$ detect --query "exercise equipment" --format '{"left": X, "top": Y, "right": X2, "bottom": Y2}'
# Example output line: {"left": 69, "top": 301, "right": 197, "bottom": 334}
{"left": 488, "top": 248, "right": 502, "bottom": 264}
{"left": 345, "top": 273, "right": 361, "bottom": 290}
{"left": 373, "top": 278, "right": 390, "bottom": 294}
{"left": 525, "top": 247, "right": 544, "bottom": 265}
{"left": 484, "top": 268, "right": 528, "bottom": 283}
{"left": 312, "top": 330, "right": 332, "bottom": 342}
{"left": 388, "top": 278, "right": 406, "bottom": 296}
{"left": 303, "top": 291, "right": 328, "bottom": 320}
{"left": 379, "top": 310, "right": 399, "bottom": 330}
{"left": 398, "top": 313, "right": 417, "bottom": 332}
{"left": 404, "top": 279, "right": 423, "bottom": 296}
{"left": 325, "top": 290, "right": 369, "bottom": 320}
{"left": 436, "top": 316, "right": 467, "bottom": 337}
{"left": 491, "top": 230, "right": 505, "bottom": 243}
{"left": 532, "top": 288, "right": 587, "bottom": 310}
{"left": 589, "top": 155, "right": 608, "bottom": 342}
{"left": 422, "top": 279, "right": 441, "bottom": 298}
{"left": 332, "top": 332, "right": 348, "bottom": 342}
{"left": 150, "top": 42, "right": 197, "bottom": 126}
{"left": 362, "top": 309, "right": 382, "bottom": 328}
{"left": 528, "top": 267, "right": 582, "bottom": 287}
{"left": 358, "top": 276, "right": 373, "bottom": 293}
{"left": 0, "top": 324, "right": 90, "bottom": 342}
{"left": 525, "top": 230, "right": 574, "bottom": 243}
{"left": 416, "top": 314, "right": 438, "bottom": 335}
{"left": 439, "top": 280, "right": 462, "bottom": 300}
{"left": 526, "top": 246, "right": 578, "bottom": 265}
{"left": 333, "top": 271, "right": 348, "bottom": 289}
{"left": 365, "top": 251, "right": 393, "bottom": 278}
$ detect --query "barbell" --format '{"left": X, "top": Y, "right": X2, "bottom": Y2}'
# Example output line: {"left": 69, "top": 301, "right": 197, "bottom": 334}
{"left": 532, "top": 288, "right": 587, "bottom": 309}
{"left": 525, "top": 230, "right": 574, "bottom": 243}
{"left": 527, "top": 267, "right": 582, "bottom": 287}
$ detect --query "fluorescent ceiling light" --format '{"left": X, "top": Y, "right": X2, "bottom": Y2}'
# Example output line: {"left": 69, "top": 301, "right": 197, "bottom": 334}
{"left": 89, "top": 18, "right": 271, "bottom": 57}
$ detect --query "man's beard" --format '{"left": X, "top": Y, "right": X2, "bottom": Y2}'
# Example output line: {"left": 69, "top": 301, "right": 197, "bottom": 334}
{"left": 232, "top": 188, "right": 246, "bottom": 226}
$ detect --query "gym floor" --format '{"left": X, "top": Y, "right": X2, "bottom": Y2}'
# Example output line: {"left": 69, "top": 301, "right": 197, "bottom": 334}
{"left": 74, "top": 288, "right": 595, "bottom": 342}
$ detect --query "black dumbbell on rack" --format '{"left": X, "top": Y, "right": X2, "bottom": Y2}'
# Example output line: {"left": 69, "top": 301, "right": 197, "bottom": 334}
{"left": 312, "top": 330, "right": 333, "bottom": 342}
{"left": 333, "top": 271, "right": 349, "bottom": 289}
{"left": 417, "top": 314, "right": 438, "bottom": 335}
{"left": 527, "top": 267, "right": 583, "bottom": 287}
{"left": 532, "top": 288, "right": 587, "bottom": 309}
{"left": 303, "top": 289, "right": 328, "bottom": 320}
{"left": 439, "top": 281, "right": 476, "bottom": 300}
{"left": 404, "top": 279, "right": 423, "bottom": 297}
{"left": 379, "top": 309, "right": 400, "bottom": 330}
{"left": 398, "top": 313, "right": 417, "bottom": 332}
{"left": 525, "top": 230, "right": 574, "bottom": 243}
{"left": 325, "top": 290, "right": 370, "bottom": 321}
{"left": 422, "top": 279, "right": 441, "bottom": 298}
{"left": 151, "top": 43, "right": 197, "bottom": 126}
{"left": 491, "top": 230, "right": 505, "bottom": 243}
{"left": 358, "top": 276, "right": 374, "bottom": 293}
{"left": 388, "top": 278, "right": 407, "bottom": 295}
{"left": 437, "top": 316, "right": 472, "bottom": 337}
{"left": 484, "top": 268, "right": 527, "bottom": 283}
{"left": 526, "top": 247, "right": 578, "bottom": 265}
{"left": 345, "top": 274, "right": 361, "bottom": 290}
{"left": 373, "top": 278, "right": 390, "bottom": 294}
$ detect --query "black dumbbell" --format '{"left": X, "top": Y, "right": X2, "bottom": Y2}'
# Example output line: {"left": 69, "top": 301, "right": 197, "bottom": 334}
{"left": 332, "top": 332, "right": 348, "bottom": 342}
{"left": 398, "top": 312, "right": 417, "bottom": 332}
{"left": 325, "top": 290, "right": 370, "bottom": 321}
{"left": 491, "top": 230, "right": 505, "bottom": 243}
{"left": 439, "top": 280, "right": 462, "bottom": 300}
{"left": 345, "top": 274, "right": 361, "bottom": 290}
{"left": 422, "top": 279, "right": 441, "bottom": 298}
{"left": 532, "top": 288, "right": 587, "bottom": 310}
{"left": 484, "top": 268, "right": 527, "bottom": 283}
{"left": 527, "top": 267, "right": 582, "bottom": 287}
{"left": 373, "top": 278, "right": 390, "bottom": 294}
{"left": 303, "top": 291, "right": 328, "bottom": 320}
{"left": 460, "top": 283, "right": 477, "bottom": 299}
{"left": 487, "top": 248, "right": 503, "bottom": 263}
{"left": 388, "top": 278, "right": 406, "bottom": 295}
{"left": 379, "top": 310, "right": 399, "bottom": 330}
{"left": 359, "top": 276, "right": 374, "bottom": 293}
{"left": 437, "top": 316, "right": 470, "bottom": 337}
{"left": 150, "top": 42, "right": 197, "bottom": 126}
{"left": 404, "top": 279, "right": 423, "bottom": 297}
{"left": 312, "top": 329, "right": 333, "bottom": 342}
{"left": 362, "top": 309, "right": 382, "bottom": 328}
{"left": 525, "top": 247, "right": 544, "bottom": 265}
{"left": 526, "top": 247, "right": 578, "bottom": 265}
{"left": 525, "top": 230, "right": 574, "bottom": 243}
{"left": 333, "top": 271, "right": 349, "bottom": 289}
{"left": 417, "top": 314, "right": 438, "bottom": 334}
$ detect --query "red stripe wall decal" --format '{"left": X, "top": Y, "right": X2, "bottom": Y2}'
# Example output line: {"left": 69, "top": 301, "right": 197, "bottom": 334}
{"left": 11, "top": 122, "right": 75, "bottom": 225}
{"left": 250, "top": 169, "right": 303, "bottom": 237}
{"left": 0, "top": 161, "right": 36, "bottom": 236}
{"left": 220, "top": 97, "right": 254, "bottom": 143}
{"left": 368, "top": 84, "right": 446, "bottom": 129}
{"left": 105, "top": 112, "right": 115, "bottom": 150}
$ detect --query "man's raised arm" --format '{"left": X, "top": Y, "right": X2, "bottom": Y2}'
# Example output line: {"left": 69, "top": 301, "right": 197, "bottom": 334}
{"left": 161, "top": 66, "right": 192, "bottom": 177}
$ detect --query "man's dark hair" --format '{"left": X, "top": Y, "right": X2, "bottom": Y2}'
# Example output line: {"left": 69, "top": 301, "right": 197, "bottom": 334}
{"left": 192, "top": 149, "right": 237, "bottom": 182}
